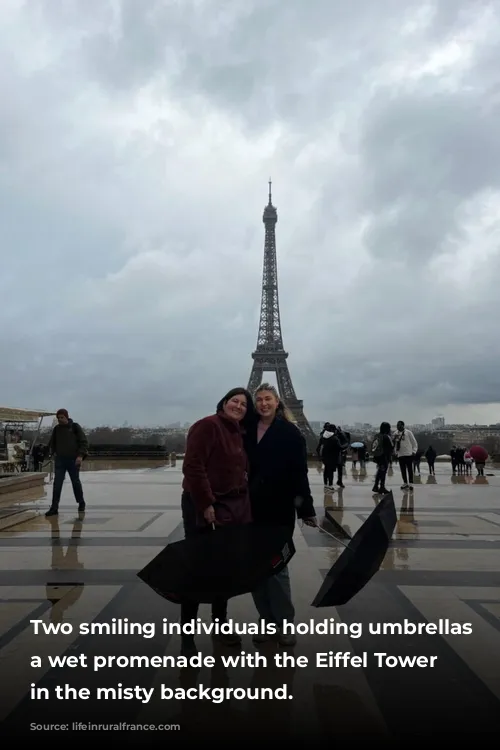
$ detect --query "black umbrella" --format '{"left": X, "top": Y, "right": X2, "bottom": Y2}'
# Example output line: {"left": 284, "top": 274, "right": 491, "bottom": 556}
{"left": 137, "top": 523, "right": 295, "bottom": 604}
{"left": 311, "top": 490, "right": 397, "bottom": 607}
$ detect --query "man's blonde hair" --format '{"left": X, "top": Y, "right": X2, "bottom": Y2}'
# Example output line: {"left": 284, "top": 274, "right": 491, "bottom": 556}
{"left": 254, "top": 383, "right": 294, "bottom": 422}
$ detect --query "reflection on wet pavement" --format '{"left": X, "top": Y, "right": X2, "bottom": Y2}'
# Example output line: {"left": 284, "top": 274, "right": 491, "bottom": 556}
{"left": 0, "top": 461, "right": 498, "bottom": 737}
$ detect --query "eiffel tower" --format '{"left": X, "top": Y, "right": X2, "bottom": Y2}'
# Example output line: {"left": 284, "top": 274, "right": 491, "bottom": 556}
{"left": 247, "top": 181, "right": 318, "bottom": 450}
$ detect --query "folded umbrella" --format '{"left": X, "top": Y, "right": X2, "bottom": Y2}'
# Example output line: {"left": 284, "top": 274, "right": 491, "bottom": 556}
{"left": 311, "top": 491, "right": 397, "bottom": 607}
{"left": 137, "top": 523, "right": 295, "bottom": 604}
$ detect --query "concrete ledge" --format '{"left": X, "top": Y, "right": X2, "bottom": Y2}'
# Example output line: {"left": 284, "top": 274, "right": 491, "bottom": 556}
{"left": 0, "top": 508, "right": 40, "bottom": 531}
{"left": 0, "top": 473, "right": 47, "bottom": 518}
{"left": 0, "top": 472, "right": 48, "bottom": 495}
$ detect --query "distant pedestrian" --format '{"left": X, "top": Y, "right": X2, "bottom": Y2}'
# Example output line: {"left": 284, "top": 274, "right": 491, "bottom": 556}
{"left": 45, "top": 409, "right": 88, "bottom": 517}
{"left": 371, "top": 422, "right": 393, "bottom": 495}
{"left": 450, "top": 446, "right": 458, "bottom": 473}
{"left": 393, "top": 420, "right": 418, "bottom": 491}
{"left": 333, "top": 425, "right": 348, "bottom": 488}
{"left": 32, "top": 443, "right": 45, "bottom": 471}
{"left": 317, "top": 423, "right": 342, "bottom": 492}
{"left": 413, "top": 449, "right": 423, "bottom": 475}
{"left": 358, "top": 443, "right": 367, "bottom": 469}
{"left": 425, "top": 445, "right": 437, "bottom": 475}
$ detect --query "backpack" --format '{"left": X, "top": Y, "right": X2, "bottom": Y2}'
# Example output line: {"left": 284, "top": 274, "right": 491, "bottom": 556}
{"left": 372, "top": 433, "right": 385, "bottom": 459}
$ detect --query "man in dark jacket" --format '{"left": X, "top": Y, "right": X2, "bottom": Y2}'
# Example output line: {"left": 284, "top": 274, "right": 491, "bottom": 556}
{"left": 371, "top": 422, "right": 393, "bottom": 494}
{"left": 45, "top": 409, "right": 88, "bottom": 517}
{"left": 425, "top": 445, "right": 437, "bottom": 475}
{"left": 317, "top": 424, "right": 342, "bottom": 491}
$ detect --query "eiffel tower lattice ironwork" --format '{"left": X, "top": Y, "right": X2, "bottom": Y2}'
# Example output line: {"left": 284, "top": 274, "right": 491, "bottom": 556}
{"left": 247, "top": 181, "right": 317, "bottom": 450}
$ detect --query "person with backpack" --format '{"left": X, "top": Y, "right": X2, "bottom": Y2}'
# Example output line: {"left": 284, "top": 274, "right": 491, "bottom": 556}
{"left": 45, "top": 409, "right": 88, "bottom": 517}
{"left": 371, "top": 422, "right": 393, "bottom": 495}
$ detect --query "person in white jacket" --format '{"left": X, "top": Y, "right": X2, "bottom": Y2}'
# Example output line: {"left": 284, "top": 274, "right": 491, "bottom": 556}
{"left": 393, "top": 420, "right": 418, "bottom": 490}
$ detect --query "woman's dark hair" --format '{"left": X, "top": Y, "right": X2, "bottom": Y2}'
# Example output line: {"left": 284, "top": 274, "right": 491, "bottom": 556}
{"left": 216, "top": 387, "right": 256, "bottom": 429}
{"left": 380, "top": 421, "right": 391, "bottom": 435}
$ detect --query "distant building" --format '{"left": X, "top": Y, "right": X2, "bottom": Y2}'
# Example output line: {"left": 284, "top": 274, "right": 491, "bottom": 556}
{"left": 435, "top": 425, "right": 500, "bottom": 442}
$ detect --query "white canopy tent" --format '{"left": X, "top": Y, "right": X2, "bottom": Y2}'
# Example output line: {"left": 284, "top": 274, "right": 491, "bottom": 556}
{"left": 0, "top": 407, "right": 56, "bottom": 423}
{"left": 0, "top": 407, "right": 57, "bottom": 468}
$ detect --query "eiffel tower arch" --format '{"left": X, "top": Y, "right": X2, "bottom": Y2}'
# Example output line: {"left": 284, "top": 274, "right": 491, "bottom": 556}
{"left": 247, "top": 181, "right": 318, "bottom": 451}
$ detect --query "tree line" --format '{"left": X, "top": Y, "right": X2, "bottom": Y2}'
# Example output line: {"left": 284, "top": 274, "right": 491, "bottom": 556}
{"left": 9, "top": 426, "right": 500, "bottom": 460}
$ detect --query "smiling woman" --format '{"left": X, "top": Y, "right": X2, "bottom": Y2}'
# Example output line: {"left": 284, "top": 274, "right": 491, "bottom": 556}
{"left": 178, "top": 386, "right": 257, "bottom": 657}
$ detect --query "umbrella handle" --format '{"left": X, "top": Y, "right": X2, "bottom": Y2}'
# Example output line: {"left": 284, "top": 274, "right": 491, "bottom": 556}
{"left": 303, "top": 521, "right": 351, "bottom": 549}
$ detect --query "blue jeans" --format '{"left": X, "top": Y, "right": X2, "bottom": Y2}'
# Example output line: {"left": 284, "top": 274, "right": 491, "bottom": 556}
{"left": 252, "top": 566, "right": 295, "bottom": 627}
{"left": 52, "top": 457, "right": 84, "bottom": 506}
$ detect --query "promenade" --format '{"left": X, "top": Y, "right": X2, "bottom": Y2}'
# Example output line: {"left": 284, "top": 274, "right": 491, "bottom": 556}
{"left": 0, "top": 461, "right": 499, "bottom": 739}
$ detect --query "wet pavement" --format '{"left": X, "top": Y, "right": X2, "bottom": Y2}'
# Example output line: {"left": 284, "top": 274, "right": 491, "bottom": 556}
{"left": 0, "top": 461, "right": 499, "bottom": 740}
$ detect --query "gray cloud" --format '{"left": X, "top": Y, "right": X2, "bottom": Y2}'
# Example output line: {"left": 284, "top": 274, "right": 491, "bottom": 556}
{"left": 1, "top": 0, "right": 500, "bottom": 427}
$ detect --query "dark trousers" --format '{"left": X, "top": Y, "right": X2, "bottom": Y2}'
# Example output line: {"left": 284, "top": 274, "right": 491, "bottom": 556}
{"left": 180, "top": 492, "right": 228, "bottom": 636}
{"left": 374, "top": 461, "right": 388, "bottom": 489}
{"left": 427, "top": 460, "right": 435, "bottom": 474}
{"left": 336, "top": 461, "right": 343, "bottom": 484}
{"left": 399, "top": 456, "right": 414, "bottom": 485}
{"left": 323, "top": 461, "right": 335, "bottom": 486}
{"left": 51, "top": 457, "right": 84, "bottom": 506}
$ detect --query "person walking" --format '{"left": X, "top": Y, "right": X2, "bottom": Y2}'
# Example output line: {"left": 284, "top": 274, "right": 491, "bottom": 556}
{"left": 371, "top": 422, "right": 393, "bottom": 495}
{"left": 317, "top": 423, "right": 342, "bottom": 492}
{"left": 425, "top": 445, "right": 437, "bottom": 475}
{"left": 335, "top": 426, "right": 349, "bottom": 482}
{"left": 393, "top": 420, "right": 418, "bottom": 491}
{"left": 245, "top": 383, "right": 317, "bottom": 647}
{"left": 180, "top": 387, "right": 256, "bottom": 657}
{"left": 358, "top": 443, "right": 367, "bottom": 470}
{"left": 413, "top": 449, "right": 423, "bottom": 476}
{"left": 45, "top": 409, "right": 88, "bottom": 517}
{"left": 450, "top": 446, "right": 458, "bottom": 474}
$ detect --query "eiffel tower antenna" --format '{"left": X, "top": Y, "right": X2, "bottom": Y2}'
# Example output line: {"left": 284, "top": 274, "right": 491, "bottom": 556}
{"left": 247, "top": 181, "right": 317, "bottom": 450}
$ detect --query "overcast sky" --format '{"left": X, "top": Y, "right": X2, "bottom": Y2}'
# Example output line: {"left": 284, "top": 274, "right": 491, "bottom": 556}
{"left": 1, "top": 0, "right": 500, "bottom": 428}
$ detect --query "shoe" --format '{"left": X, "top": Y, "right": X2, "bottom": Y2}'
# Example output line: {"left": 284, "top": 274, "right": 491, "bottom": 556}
{"left": 78, "top": 502, "right": 86, "bottom": 512}
{"left": 400, "top": 484, "right": 409, "bottom": 490}
{"left": 45, "top": 507, "right": 58, "bottom": 517}
{"left": 372, "top": 486, "right": 380, "bottom": 493}
{"left": 278, "top": 631, "right": 297, "bottom": 647}
{"left": 336, "top": 482, "right": 345, "bottom": 489}
{"left": 408, "top": 485, "right": 414, "bottom": 491}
